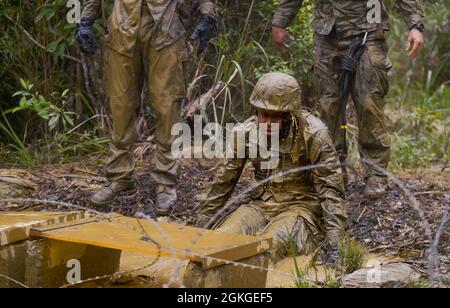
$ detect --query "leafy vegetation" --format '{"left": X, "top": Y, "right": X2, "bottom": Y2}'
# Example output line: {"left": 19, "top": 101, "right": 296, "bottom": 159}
{"left": 387, "top": 0, "right": 449, "bottom": 169}
{"left": 338, "top": 238, "right": 367, "bottom": 274}
{"left": 0, "top": 0, "right": 448, "bottom": 170}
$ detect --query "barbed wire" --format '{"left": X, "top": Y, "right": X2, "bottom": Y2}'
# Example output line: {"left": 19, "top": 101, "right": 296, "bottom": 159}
{"left": 0, "top": 198, "right": 306, "bottom": 288}
{"left": 0, "top": 198, "right": 169, "bottom": 288}
{"left": 0, "top": 158, "right": 448, "bottom": 288}
{"left": 0, "top": 273, "right": 30, "bottom": 288}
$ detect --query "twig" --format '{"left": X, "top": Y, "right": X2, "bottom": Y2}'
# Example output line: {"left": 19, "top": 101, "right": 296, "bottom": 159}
{"left": 356, "top": 206, "right": 367, "bottom": 224}
{"left": 415, "top": 191, "right": 449, "bottom": 196}
{"left": 428, "top": 207, "right": 449, "bottom": 287}
{"left": 57, "top": 174, "right": 104, "bottom": 182}
{"left": 183, "top": 81, "right": 226, "bottom": 121}
{"left": 66, "top": 115, "right": 106, "bottom": 135}
{"left": 4, "top": 14, "right": 80, "bottom": 63}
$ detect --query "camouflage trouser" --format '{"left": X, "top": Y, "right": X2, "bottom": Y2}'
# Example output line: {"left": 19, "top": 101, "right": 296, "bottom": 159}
{"left": 103, "top": 8, "right": 187, "bottom": 185}
{"left": 214, "top": 201, "right": 321, "bottom": 263}
{"left": 313, "top": 31, "right": 392, "bottom": 177}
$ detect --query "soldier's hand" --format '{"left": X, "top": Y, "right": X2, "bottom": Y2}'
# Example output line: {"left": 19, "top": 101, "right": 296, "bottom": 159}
{"left": 272, "top": 26, "right": 293, "bottom": 60}
{"left": 406, "top": 29, "right": 424, "bottom": 59}
{"left": 191, "top": 14, "right": 217, "bottom": 55}
{"left": 75, "top": 18, "right": 97, "bottom": 55}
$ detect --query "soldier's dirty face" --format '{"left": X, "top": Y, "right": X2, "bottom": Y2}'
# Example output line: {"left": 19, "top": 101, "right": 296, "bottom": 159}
{"left": 257, "top": 109, "right": 288, "bottom": 136}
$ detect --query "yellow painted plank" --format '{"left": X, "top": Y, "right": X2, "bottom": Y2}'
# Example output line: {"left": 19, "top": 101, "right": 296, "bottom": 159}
{"left": 30, "top": 215, "right": 272, "bottom": 268}
{"left": 0, "top": 211, "right": 84, "bottom": 246}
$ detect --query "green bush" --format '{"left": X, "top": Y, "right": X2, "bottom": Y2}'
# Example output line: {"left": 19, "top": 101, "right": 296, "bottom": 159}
{"left": 0, "top": 79, "right": 107, "bottom": 165}
{"left": 389, "top": 72, "right": 449, "bottom": 169}
{"left": 339, "top": 238, "right": 367, "bottom": 274}
{"left": 391, "top": 135, "right": 436, "bottom": 169}
{"left": 384, "top": 0, "right": 450, "bottom": 169}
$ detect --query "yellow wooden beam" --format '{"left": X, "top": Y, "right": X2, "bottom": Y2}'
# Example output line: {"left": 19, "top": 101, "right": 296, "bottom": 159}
{"left": 0, "top": 211, "right": 84, "bottom": 246}
{"left": 30, "top": 215, "right": 272, "bottom": 269}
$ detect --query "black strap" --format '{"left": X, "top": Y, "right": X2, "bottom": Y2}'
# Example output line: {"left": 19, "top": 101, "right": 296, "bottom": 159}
{"left": 338, "top": 33, "right": 368, "bottom": 158}
{"left": 339, "top": 34, "right": 368, "bottom": 118}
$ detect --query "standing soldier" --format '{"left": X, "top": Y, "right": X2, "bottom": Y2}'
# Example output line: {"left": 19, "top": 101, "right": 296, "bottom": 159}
{"left": 75, "top": 0, "right": 216, "bottom": 214}
{"left": 272, "top": 0, "right": 425, "bottom": 197}
{"left": 196, "top": 73, "right": 347, "bottom": 264}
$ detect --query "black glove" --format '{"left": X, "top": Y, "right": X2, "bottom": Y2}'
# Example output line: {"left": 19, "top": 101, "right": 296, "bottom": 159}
{"left": 75, "top": 18, "right": 97, "bottom": 55}
{"left": 190, "top": 14, "right": 217, "bottom": 55}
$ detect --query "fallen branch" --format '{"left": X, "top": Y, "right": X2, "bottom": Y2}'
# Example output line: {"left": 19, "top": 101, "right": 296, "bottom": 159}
{"left": 415, "top": 191, "right": 449, "bottom": 196}
{"left": 182, "top": 81, "right": 226, "bottom": 121}
{"left": 428, "top": 207, "right": 449, "bottom": 287}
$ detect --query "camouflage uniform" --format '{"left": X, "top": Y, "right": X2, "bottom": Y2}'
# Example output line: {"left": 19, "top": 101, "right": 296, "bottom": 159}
{"left": 197, "top": 73, "right": 347, "bottom": 262}
{"left": 82, "top": 0, "right": 215, "bottom": 56}
{"left": 273, "top": 0, "right": 424, "bottom": 179}
{"left": 79, "top": 0, "right": 215, "bottom": 208}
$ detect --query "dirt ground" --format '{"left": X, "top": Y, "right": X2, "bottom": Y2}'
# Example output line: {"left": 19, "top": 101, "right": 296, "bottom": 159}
{"left": 0, "top": 153, "right": 449, "bottom": 281}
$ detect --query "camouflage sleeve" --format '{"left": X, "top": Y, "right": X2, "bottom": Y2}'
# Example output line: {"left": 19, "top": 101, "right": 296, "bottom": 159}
{"left": 197, "top": 157, "right": 247, "bottom": 224}
{"left": 272, "top": 0, "right": 303, "bottom": 28}
{"left": 199, "top": 0, "right": 216, "bottom": 16}
{"left": 394, "top": 0, "right": 424, "bottom": 29}
{"left": 307, "top": 129, "right": 347, "bottom": 244}
{"left": 81, "top": 0, "right": 102, "bottom": 20}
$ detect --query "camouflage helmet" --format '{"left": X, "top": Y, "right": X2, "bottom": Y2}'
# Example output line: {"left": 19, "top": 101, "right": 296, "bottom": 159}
{"left": 250, "top": 72, "right": 302, "bottom": 112}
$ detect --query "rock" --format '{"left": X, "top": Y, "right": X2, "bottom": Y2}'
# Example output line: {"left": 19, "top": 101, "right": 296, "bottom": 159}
{"left": 342, "top": 262, "right": 421, "bottom": 288}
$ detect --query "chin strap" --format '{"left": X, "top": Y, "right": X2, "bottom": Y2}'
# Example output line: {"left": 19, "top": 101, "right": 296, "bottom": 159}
{"left": 290, "top": 112, "right": 305, "bottom": 165}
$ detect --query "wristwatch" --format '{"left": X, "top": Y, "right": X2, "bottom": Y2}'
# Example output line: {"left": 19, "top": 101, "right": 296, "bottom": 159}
{"left": 410, "top": 23, "right": 425, "bottom": 32}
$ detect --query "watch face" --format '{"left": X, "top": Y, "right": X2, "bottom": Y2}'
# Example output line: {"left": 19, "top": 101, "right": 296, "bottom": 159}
{"left": 415, "top": 23, "right": 425, "bottom": 32}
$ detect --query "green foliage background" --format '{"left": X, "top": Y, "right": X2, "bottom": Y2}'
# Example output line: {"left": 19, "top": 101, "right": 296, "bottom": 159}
{"left": 0, "top": 0, "right": 448, "bottom": 169}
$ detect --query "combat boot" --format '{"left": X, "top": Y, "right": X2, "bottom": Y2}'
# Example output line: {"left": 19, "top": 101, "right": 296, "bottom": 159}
{"left": 363, "top": 176, "right": 389, "bottom": 198}
{"left": 155, "top": 185, "right": 177, "bottom": 216}
{"left": 91, "top": 180, "right": 135, "bottom": 206}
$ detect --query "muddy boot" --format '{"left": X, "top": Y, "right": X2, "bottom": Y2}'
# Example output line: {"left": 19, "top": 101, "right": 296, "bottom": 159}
{"left": 91, "top": 180, "right": 135, "bottom": 207}
{"left": 363, "top": 176, "right": 388, "bottom": 198}
{"left": 155, "top": 185, "right": 177, "bottom": 216}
